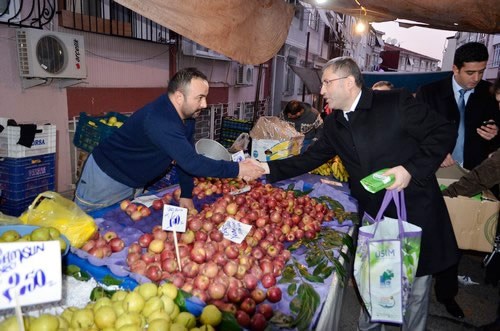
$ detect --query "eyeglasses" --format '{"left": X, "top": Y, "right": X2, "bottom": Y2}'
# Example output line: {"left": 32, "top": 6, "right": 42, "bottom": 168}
{"left": 322, "top": 76, "right": 348, "bottom": 87}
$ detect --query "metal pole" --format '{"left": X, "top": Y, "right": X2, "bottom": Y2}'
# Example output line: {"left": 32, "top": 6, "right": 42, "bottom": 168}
{"left": 302, "top": 32, "right": 310, "bottom": 102}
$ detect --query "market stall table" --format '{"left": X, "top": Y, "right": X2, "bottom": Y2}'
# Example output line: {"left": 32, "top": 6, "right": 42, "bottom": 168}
{"left": 64, "top": 173, "right": 358, "bottom": 330}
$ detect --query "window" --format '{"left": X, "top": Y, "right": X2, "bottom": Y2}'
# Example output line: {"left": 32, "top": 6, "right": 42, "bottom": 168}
{"left": 308, "top": 9, "right": 319, "bottom": 31}
{"left": 0, "top": 0, "right": 19, "bottom": 22}
{"left": 492, "top": 44, "right": 500, "bottom": 67}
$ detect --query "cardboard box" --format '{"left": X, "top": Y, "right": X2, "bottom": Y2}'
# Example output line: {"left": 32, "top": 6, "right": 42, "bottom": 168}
{"left": 437, "top": 165, "right": 499, "bottom": 252}
{"left": 251, "top": 137, "right": 303, "bottom": 161}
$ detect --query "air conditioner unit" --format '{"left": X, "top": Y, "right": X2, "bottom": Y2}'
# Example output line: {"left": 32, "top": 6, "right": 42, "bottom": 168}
{"left": 236, "top": 65, "right": 254, "bottom": 85}
{"left": 16, "top": 28, "right": 87, "bottom": 79}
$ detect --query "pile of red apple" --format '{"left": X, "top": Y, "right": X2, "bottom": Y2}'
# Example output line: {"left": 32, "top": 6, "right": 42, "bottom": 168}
{"left": 80, "top": 231, "right": 126, "bottom": 258}
{"left": 192, "top": 177, "right": 250, "bottom": 199}
{"left": 125, "top": 183, "right": 334, "bottom": 329}
{"left": 120, "top": 188, "right": 181, "bottom": 221}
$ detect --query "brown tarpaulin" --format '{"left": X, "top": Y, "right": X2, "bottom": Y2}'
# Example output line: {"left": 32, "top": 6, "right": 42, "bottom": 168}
{"left": 114, "top": 0, "right": 294, "bottom": 65}
{"left": 304, "top": 0, "right": 500, "bottom": 34}
{"left": 115, "top": 0, "right": 499, "bottom": 65}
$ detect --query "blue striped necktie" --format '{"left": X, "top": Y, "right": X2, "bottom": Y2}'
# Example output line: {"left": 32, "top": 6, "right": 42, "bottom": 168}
{"left": 452, "top": 89, "right": 466, "bottom": 165}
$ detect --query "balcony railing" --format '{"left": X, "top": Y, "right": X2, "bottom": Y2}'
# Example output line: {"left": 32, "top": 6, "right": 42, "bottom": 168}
{"left": 58, "top": 0, "right": 173, "bottom": 44}
{"left": 0, "top": 0, "right": 173, "bottom": 44}
{"left": 0, "top": 0, "right": 57, "bottom": 28}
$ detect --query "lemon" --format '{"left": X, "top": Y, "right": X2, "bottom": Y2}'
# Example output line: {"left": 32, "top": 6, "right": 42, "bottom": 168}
{"left": 199, "top": 305, "right": 222, "bottom": 326}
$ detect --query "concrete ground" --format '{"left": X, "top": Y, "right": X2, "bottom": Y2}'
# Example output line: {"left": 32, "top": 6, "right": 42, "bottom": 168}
{"left": 338, "top": 251, "right": 499, "bottom": 331}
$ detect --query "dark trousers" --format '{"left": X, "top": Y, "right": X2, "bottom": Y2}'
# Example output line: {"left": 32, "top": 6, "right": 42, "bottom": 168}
{"left": 434, "top": 264, "right": 459, "bottom": 303}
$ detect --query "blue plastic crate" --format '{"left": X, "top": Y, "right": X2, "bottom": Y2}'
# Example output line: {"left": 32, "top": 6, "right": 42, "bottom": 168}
{"left": 221, "top": 118, "right": 253, "bottom": 132}
{"left": 73, "top": 112, "right": 129, "bottom": 153}
{"left": 0, "top": 180, "right": 55, "bottom": 200}
{"left": 0, "top": 153, "right": 55, "bottom": 182}
{"left": 0, "top": 175, "right": 55, "bottom": 192}
{"left": 0, "top": 196, "right": 34, "bottom": 216}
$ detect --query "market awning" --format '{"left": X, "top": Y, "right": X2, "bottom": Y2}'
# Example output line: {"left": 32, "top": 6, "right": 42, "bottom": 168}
{"left": 115, "top": 0, "right": 294, "bottom": 65}
{"left": 289, "top": 65, "right": 322, "bottom": 93}
{"left": 302, "top": 0, "right": 499, "bottom": 34}
{"left": 115, "top": 0, "right": 499, "bottom": 65}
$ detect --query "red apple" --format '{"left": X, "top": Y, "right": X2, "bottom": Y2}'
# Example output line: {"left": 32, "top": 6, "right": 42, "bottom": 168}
{"left": 266, "top": 286, "right": 282, "bottom": 303}
{"left": 235, "top": 310, "right": 251, "bottom": 328}
{"left": 257, "top": 303, "right": 274, "bottom": 320}
{"left": 250, "top": 288, "right": 266, "bottom": 304}
{"left": 103, "top": 231, "right": 118, "bottom": 242}
{"left": 146, "top": 264, "right": 162, "bottom": 282}
{"left": 151, "top": 199, "right": 164, "bottom": 210}
{"left": 161, "top": 258, "right": 178, "bottom": 273}
{"left": 240, "top": 297, "right": 256, "bottom": 315}
{"left": 193, "top": 274, "right": 210, "bottom": 291}
{"left": 207, "top": 282, "right": 226, "bottom": 300}
{"left": 120, "top": 199, "right": 131, "bottom": 211}
{"left": 261, "top": 273, "right": 276, "bottom": 288}
{"left": 250, "top": 313, "right": 267, "bottom": 331}
{"left": 138, "top": 233, "right": 154, "bottom": 248}
{"left": 109, "top": 237, "right": 125, "bottom": 252}
{"left": 81, "top": 239, "right": 96, "bottom": 252}
{"left": 243, "top": 274, "right": 259, "bottom": 291}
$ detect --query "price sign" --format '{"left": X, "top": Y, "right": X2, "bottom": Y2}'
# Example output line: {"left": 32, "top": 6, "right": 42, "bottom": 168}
{"left": 219, "top": 217, "right": 252, "bottom": 244}
{"left": 231, "top": 151, "right": 245, "bottom": 162}
{"left": 132, "top": 194, "right": 158, "bottom": 208}
{"left": 0, "top": 241, "right": 62, "bottom": 309}
{"left": 229, "top": 185, "right": 251, "bottom": 195}
{"left": 162, "top": 205, "right": 187, "bottom": 232}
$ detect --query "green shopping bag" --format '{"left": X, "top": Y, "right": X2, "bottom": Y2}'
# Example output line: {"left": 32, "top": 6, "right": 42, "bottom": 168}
{"left": 353, "top": 190, "right": 422, "bottom": 324}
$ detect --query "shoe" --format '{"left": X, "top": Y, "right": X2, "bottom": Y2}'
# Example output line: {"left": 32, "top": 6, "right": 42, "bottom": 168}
{"left": 442, "top": 299, "right": 465, "bottom": 319}
{"left": 457, "top": 275, "right": 479, "bottom": 286}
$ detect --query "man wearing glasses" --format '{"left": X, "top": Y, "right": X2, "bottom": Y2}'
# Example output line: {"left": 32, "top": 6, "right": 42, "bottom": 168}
{"left": 259, "top": 56, "right": 459, "bottom": 331}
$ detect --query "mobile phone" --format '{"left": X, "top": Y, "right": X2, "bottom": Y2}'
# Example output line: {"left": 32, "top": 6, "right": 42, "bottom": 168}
{"left": 482, "top": 120, "right": 496, "bottom": 126}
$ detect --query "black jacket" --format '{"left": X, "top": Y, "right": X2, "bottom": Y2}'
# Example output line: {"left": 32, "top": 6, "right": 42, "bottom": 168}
{"left": 268, "top": 88, "right": 459, "bottom": 277}
{"left": 416, "top": 75, "right": 500, "bottom": 170}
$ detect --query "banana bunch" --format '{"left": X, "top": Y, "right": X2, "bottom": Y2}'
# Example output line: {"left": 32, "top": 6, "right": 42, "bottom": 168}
{"left": 310, "top": 155, "right": 349, "bottom": 182}
{"left": 332, "top": 155, "right": 349, "bottom": 182}
{"left": 309, "top": 160, "right": 334, "bottom": 176}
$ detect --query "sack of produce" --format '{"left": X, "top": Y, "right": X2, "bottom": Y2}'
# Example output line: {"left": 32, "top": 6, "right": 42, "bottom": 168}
{"left": 19, "top": 191, "right": 97, "bottom": 248}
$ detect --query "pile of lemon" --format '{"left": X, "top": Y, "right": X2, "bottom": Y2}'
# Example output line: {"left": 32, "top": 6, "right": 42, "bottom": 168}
{"left": 0, "top": 283, "right": 222, "bottom": 331}
{"left": 99, "top": 116, "right": 124, "bottom": 128}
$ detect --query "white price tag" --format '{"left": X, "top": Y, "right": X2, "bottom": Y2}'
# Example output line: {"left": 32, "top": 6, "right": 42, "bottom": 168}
{"left": 132, "top": 195, "right": 158, "bottom": 208}
{"left": 0, "top": 241, "right": 62, "bottom": 309}
{"left": 162, "top": 205, "right": 187, "bottom": 232}
{"left": 229, "top": 185, "right": 251, "bottom": 195}
{"left": 219, "top": 217, "right": 252, "bottom": 244}
{"left": 231, "top": 150, "right": 245, "bottom": 162}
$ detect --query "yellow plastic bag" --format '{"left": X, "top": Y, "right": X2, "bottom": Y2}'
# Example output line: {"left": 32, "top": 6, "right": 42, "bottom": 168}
{"left": 19, "top": 191, "right": 97, "bottom": 248}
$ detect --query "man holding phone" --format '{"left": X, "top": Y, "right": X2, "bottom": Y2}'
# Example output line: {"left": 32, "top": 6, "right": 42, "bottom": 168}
{"left": 416, "top": 42, "right": 500, "bottom": 319}
{"left": 417, "top": 42, "right": 499, "bottom": 170}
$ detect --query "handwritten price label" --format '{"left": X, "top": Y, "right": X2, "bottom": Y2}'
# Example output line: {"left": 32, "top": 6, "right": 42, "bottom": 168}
{"left": 0, "top": 241, "right": 62, "bottom": 309}
{"left": 162, "top": 205, "right": 187, "bottom": 232}
{"left": 219, "top": 218, "right": 252, "bottom": 244}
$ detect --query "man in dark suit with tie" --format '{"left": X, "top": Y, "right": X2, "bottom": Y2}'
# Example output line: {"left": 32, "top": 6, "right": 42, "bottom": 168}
{"left": 260, "top": 56, "right": 459, "bottom": 331}
{"left": 416, "top": 42, "right": 499, "bottom": 319}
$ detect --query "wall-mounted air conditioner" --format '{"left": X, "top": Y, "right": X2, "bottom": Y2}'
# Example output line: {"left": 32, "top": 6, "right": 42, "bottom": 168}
{"left": 16, "top": 28, "right": 87, "bottom": 80}
{"left": 236, "top": 65, "right": 254, "bottom": 86}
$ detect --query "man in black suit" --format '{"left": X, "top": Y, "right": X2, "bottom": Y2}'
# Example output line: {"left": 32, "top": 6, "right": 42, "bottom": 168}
{"left": 260, "top": 56, "right": 459, "bottom": 331}
{"left": 416, "top": 42, "right": 499, "bottom": 319}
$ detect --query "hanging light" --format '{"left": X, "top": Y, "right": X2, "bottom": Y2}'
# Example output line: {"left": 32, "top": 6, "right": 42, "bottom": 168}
{"left": 353, "top": 0, "right": 368, "bottom": 34}
{"left": 355, "top": 20, "right": 366, "bottom": 33}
